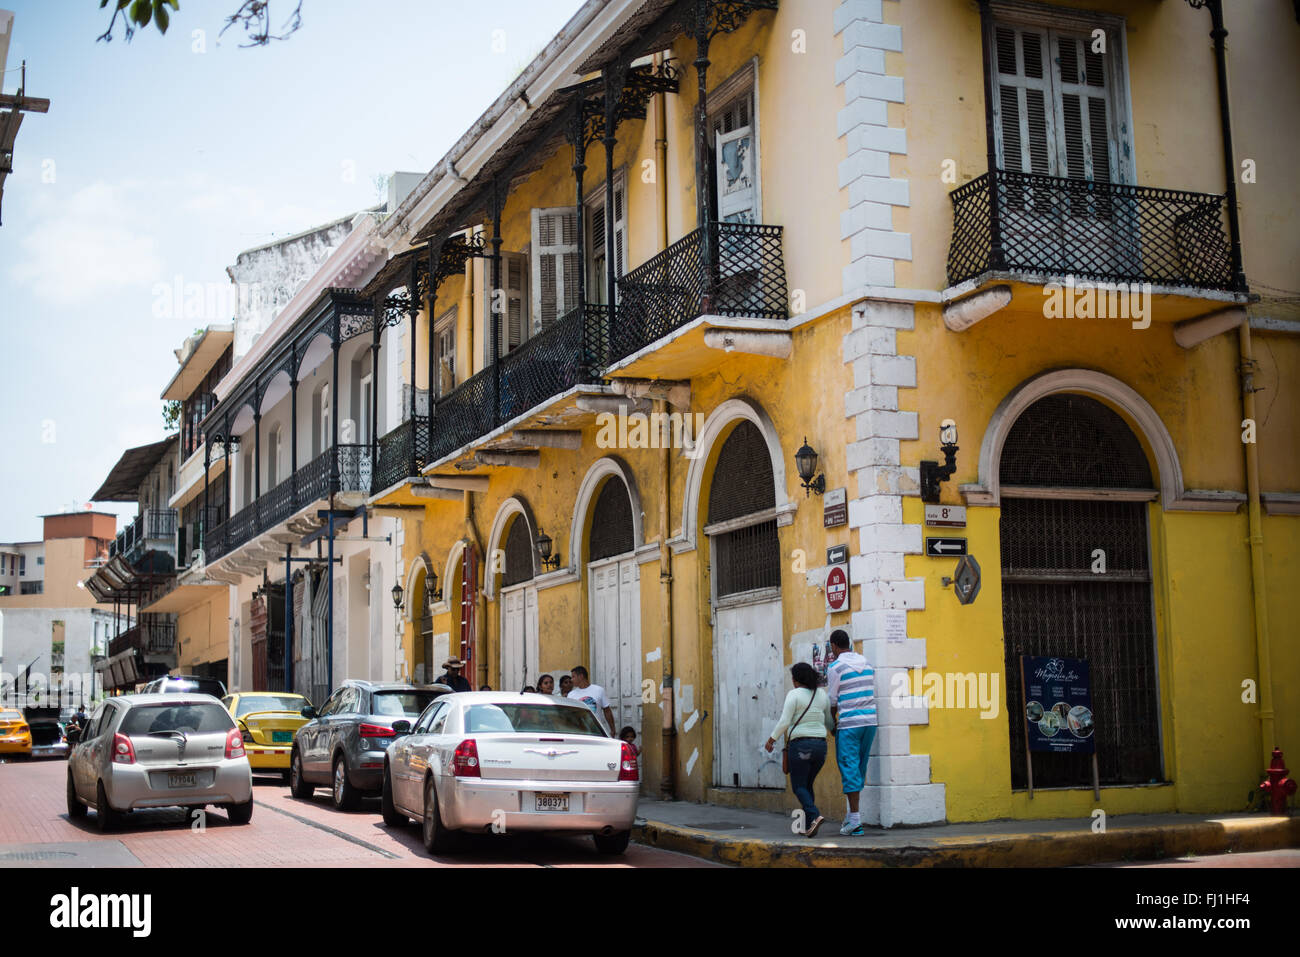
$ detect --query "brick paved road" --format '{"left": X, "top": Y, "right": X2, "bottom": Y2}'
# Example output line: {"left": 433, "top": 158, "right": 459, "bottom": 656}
{"left": 0, "top": 756, "right": 719, "bottom": 869}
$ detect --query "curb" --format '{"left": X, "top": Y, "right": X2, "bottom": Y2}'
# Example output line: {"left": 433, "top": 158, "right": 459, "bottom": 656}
{"left": 633, "top": 815, "right": 1300, "bottom": 868}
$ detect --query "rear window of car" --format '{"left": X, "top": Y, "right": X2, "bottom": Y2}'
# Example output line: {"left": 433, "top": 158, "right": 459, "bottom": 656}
{"left": 465, "top": 703, "right": 606, "bottom": 737}
{"left": 371, "top": 690, "right": 441, "bottom": 717}
{"left": 159, "top": 678, "right": 225, "bottom": 697}
{"left": 233, "top": 695, "right": 306, "bottom": 717}
{"left": 119, "top": 703, "right": 235, "bottom": 736}
{"left": 0, "top": 710, "right": 22, "bottom": 721}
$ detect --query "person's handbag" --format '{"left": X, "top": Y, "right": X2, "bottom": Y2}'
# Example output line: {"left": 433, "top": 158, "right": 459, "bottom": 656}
{"left": 781, "top": 689, "right": 818, "bottom": 775}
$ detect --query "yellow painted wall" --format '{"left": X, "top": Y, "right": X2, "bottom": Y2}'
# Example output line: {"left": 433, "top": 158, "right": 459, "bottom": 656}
{"left": 177, "top": 592, "right": 228, "bottom": 673}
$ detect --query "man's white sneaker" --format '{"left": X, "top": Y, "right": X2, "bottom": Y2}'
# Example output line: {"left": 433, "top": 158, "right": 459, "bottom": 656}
{"left": 839, "top": 819, "right": 862, "bottom": 836}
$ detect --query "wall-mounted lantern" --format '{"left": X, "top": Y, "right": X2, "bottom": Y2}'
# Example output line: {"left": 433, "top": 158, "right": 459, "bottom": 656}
{"left": 391, "top": 582, "right": 404, "bottom": 611}
{"left": 795, "top": 437, "right": 825, "bottom": 496}
{"left": 536, "top": 528, "right": 561, "bottom": 571}
{"left": 920, "top": 419, "right": 959, "bottom": 504}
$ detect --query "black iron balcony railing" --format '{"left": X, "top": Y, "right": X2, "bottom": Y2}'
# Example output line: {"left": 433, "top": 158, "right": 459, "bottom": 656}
{"left": 614, "top": 221, "right": 787, "bottom": 366}
{"left": 109, "top": 508, "right": 179, "bottom": 562}
{"left": 500, "top": 303, "right": 611, "bottom": 421}
{"left": 947, "top": 169, "right": 1236, "bottom": 290}
{"left": 374, "top": 414, "right": 430, "bottom": 495}
{"left": 428, "top": 364, "right": 496, "bottom": 464}
{"left": 108, "top": 620, "right": 177, "bottom": 658}
{"left": 204, "top": 443, "right": 381, "bottom": 562}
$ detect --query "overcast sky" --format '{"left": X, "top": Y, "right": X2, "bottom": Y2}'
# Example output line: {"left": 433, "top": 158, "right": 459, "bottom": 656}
{"left": 0, "top": 0, "right": 582, "bottom": 542}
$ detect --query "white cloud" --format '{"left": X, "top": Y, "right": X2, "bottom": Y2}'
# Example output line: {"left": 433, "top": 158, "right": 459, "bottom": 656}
{"left": 10, "top": 181, "right": 165, "bottom": 305}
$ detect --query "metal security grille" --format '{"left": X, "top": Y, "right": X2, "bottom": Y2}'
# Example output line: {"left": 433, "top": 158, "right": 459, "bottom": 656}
{"left": 999, "top": 395, "right": 1163, "bottom": 789}
{"left": 1001, "top": 393, "right": 1154, "bottom": 489}
{"left": 715, "top": 519, "right": 780, "bottom": 597}
{"left": 708, "top": 421, "right": 776, "bottom": 523}
{"left": 503, "top": 517, "right": 535, "bottom": 587}
{"left": 589, "top": 479, "right": 634, "bottom": 562}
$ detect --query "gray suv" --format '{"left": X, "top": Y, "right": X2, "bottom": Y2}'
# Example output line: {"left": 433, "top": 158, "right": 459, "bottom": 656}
{"left": 289, "top": 680, "right": 451, "bottom": 810}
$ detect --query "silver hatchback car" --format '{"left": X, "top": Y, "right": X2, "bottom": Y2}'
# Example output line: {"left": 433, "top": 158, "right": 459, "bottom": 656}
{"left": 382, "top": 692, "right": 639, "bottom": 855}
{"left": 66, "top": 694, "right": 253, "bottom": 830}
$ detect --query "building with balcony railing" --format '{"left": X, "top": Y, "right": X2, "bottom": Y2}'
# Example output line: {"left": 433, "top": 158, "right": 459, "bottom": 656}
{"left": 347, "top": 0, "right": 1299, "bottom": 827}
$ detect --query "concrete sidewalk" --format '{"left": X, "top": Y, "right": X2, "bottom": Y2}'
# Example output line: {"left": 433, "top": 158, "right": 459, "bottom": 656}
{"left": 633, "top": 799, "right": 1300, "bottom": 867}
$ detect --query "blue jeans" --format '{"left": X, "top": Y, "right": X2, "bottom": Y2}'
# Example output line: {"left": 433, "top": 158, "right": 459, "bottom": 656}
{"left": 787, "top": 736, "right": 827, "bottom": 821}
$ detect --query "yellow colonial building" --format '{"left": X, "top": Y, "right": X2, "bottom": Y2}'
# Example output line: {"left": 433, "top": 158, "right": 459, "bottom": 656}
{"left": 356, "top": 0, "right": 1298, "bottom": 825}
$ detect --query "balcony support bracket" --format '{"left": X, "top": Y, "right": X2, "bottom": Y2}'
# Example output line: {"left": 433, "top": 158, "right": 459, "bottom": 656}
{"left": 943, "top": 284, "right": 1012, "bottom": 332}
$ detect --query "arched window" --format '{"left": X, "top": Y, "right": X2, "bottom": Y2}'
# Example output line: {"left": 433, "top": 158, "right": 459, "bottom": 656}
{"left": 999, "top": 393, "right": 1161, "bottom": 789}
{"left": 503, "top": 516, "right": 535, "bottom": 587}
{"left": 589, "top": 478, "right": 634, "bottom": 562}
{"left": 709, "top": 420, "right": 780, "bottom": 597}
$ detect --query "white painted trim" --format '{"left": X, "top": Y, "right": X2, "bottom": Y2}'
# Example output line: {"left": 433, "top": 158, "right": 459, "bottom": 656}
{"left": 940, "top": 274, "right": 1250, "bottom": 306}
{"left": 713, "top": 585, "right": 782, "bottom": 611}
{"left": 567, "top": 456, "right": 645, "bottom": 571}
{"left": 1263, "top": 493, "right": 1300, "bottom": 516}
{"left": 484, "top": 496, "right": 540, "bottom": 600}
{"left": 974, "top": 369, "right": 1193, "bottom": 510}
{"left": 1001, "top": 486, "right": 1157, "bottom": 502}
{"left": 702, "top": 502, "right": 798, "bottom": 537}
{"left": 403, "top": 551, "right": 431, "bottom": 625}
{"left": 677, "top": 397, "right": 793, "bottom": 555}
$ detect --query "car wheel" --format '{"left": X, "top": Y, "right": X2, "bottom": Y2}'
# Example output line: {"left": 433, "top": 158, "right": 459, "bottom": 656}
{"left": 66, "top": 771, "right": 86, "bottom": 819}
{"left": 332, "top": 755, "right": 361, "bottom": 811}
{"left": 95, "top": 781, "right": 120, "bottom": 832}
{"left": 593, "top": 830, "right": 631, "bottom": 855}
{"left": 227, "top": 798, "right": 254, "bottom": 825}
{"left": 381, "top": 764, "right": 406, "bottom": 827}
{"left": 289, "top": 749, "right": 313, "bottom": 799}
{"left": 421, "top": 776, "right": 454, "bottom": 854}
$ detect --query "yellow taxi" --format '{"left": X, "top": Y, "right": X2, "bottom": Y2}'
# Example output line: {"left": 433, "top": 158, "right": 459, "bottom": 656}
{"left": 0, "top": 709, "right": 32, "bottom": 758}
{"left": 221, "top": 693, "right": 311, "bottom": 779}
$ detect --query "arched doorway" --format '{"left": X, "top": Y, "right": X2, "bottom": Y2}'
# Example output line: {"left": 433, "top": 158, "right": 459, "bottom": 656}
{"left": 706, "top": 418, "right": 785, "bottom": 790}
{"left": 999, "top": 392, "right": 1163, "bottom": 789}
{"left": 498, "top": 513, "right": 538, "bottom": 692}
{"left": 586, "top": 474, "right": 642, "bottom": 739}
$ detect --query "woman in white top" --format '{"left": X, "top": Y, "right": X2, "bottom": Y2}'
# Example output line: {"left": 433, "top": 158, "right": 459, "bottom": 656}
{"left": 764, "top": 661, "right": 835, "bottom": 837}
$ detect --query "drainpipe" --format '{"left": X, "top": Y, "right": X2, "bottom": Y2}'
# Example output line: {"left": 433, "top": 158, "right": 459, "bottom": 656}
{"left": 1238, "top": 321, "right": 1275, "bottom": 766}
{"left": 652, "top": 60, "right": 677, "bottom": 800}
{"left": 1198, "top": 0, "right": 1248, "bottom": 292}
{"left": 463, "top": 490, "right": 487, "bottom": 688}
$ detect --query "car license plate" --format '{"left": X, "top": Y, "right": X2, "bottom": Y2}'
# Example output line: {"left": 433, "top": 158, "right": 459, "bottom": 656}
{"left": 535, "top": 792, "right": 568, "bottom": 812}
{"left": 168, "top": 772, "right": 196, "bottom": 788}
{"left": 272, "top": 731, "right": 293, "bottom": 743}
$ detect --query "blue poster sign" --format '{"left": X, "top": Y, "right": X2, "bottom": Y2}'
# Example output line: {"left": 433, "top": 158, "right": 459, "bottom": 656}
{"left": 1020, "top": 656, "right": 1095, "bottom": 754}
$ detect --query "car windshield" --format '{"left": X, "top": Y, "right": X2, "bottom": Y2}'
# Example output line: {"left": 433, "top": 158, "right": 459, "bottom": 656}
{"left": 465, "top": 703, "right": 606, "bottom": 736}
{"left": 119, "top": 703, "right": 235, "bottom": 736}
{"left": 234, "top": 695, "right": 306, "bottom": 717}
{"left": 371, "top": 690, "right": 440, "bottom": 717}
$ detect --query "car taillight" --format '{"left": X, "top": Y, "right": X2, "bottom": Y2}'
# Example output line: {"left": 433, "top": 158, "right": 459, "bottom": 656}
{"left": 225, "top": 728, "right": 245, "bottom": 759}
{"left": 359, "top": 723, "right": 397, "bottom": 739}
{"left": 112, "top": 733, "right": 136, "bottom": 765}
{"left": 238, "top": 722, "right": 253, "bottom": 743}
{"left": 453, "top": 739, "right": 480, "bottom": 777}
{"left": 618, "top": 741, "right": 638, "bottom": 781}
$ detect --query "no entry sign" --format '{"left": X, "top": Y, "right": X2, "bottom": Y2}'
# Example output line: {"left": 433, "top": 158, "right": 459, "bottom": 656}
{"left": 825, "top": 547, "right": 849, "bottom": 613}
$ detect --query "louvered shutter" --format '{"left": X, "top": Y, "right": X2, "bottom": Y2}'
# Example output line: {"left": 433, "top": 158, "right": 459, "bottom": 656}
{"left": 991, "top": 24, "right": 1055, "bottom": 176}
{"left": 1052, "top": 33, "right": 1115, "bottom": 185}
{"left": 585, "top": 171, "right": 628, "bottom": 306}
{"left": 481, "top": 251, "right": 529, "bottom": 361}
{"left": 531, "top": 208, "right": 579, "bottom": 331}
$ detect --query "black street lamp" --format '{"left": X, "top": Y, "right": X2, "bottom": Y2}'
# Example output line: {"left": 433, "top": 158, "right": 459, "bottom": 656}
{"left": 536, "top": 528, "right": 561, "bottom": 571}
{"left": 426, "top": 568, "right": 442, "bottom": 604}
{"left": 920, "top": 419, "right": 960, "bottom": 504}
{"left": 795, "top": 437, "right": 825, "bottom": 496}
{"left": 391, "top": 582, "right": 404, "bottom": 610}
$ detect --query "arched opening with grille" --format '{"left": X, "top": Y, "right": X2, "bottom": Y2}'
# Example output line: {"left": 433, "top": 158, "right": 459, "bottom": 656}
{"left": 589, "top": 477, "right": 635, "bottom": 563}
{"left": 998, "top": 392, "right": 1164, "bottom": 790}
{"left": 502, "top": 515, "right": 536, "bottom": 588}
{"left": 709, "top": 420, "right": 780, "bottom": 598}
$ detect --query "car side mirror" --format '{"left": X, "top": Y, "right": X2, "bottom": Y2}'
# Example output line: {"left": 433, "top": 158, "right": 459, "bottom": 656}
{"left": 392, "top": 720, "right": 411, "bottom": 736}
{"left": 301, "top": 706, "right": 317, "bottom": 719}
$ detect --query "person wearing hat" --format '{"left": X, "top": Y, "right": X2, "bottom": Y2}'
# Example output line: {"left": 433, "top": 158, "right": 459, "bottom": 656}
{"left": 436, "top": 656, "right": 472, "bottom": 692}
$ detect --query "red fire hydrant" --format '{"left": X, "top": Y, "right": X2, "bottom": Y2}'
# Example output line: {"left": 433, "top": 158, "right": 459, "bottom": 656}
{"left": 1259, "top": 747, "right": 1297, "bottom": 815}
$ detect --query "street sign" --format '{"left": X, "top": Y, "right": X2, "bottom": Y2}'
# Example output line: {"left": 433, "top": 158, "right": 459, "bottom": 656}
{"left": 953, "top": 554, "right": 981, "bottom": 605}
{"left": 926, "top": 537, "right": 967, "bottom": 557}
{"left": 825, "top": 545, "right": 849, "bottom": 614}
{"left": 924, "top": 504, "right": 967, "bottom": 528}
{"left": 823, "top": 488, "right": 847, "bottom": 528}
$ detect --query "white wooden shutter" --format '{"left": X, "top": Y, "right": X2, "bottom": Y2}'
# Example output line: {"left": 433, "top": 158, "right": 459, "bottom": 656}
{"left": 1052, "top": 32, "right": 1115, "bottom": 184}
{"left": 481, "top": 251, "right": 529, "bottom": 360}
{"left": 585, "top": 171, "right": 628, "bottom": 306}
{"left": 531, "top": 207, "right": 579, "bottom": 331}
{"left": 991, "top": 24, "right": 1055, "bottom": 176}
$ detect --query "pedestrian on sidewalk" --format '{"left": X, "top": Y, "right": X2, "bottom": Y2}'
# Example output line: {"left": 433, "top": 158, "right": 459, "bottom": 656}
{"left": 537, "top": 674, "right": 556, "bottom": 695}
{"left": 764, "top": 662, "right": 835, "bottom": 837}
{"left": 559, "top": 674, "right": 574, "bottom": 697}
{"left": 568, "top": 666, "right": 616, "bottom": 736}
{"left": 826, "top": 629, "right": 875, "bottom": 836}
{"left": 436, "top": 657, "right": 472, "bottom": 693}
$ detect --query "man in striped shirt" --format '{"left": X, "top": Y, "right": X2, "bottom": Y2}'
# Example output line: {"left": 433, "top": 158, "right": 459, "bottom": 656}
{"left": 826, "top": 629, "right": 875, "bottom": 836}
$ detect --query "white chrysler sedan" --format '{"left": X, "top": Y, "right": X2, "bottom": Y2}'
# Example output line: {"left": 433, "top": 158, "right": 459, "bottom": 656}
{"left": 382, "top": 692, "right": 639, "bottom": 855}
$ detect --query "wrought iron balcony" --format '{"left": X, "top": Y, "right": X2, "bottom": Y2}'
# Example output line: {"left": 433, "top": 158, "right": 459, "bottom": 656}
{"left": 108, "top": 508, "right": 179, "bottom": 565}
{"left": 613, "top": 221, "right": 788, "bottom": 366}
{"left": 947, "top": 169, "right": 1237, "bottom": 291}
{"left": 108, "top": 619, "right": 177, "bottom": 658}
{"left": 374, "top": 414, "right": 430, "bottom": 495}
{"left": 204, "top": 443, "right": 380, "bottom": 562}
